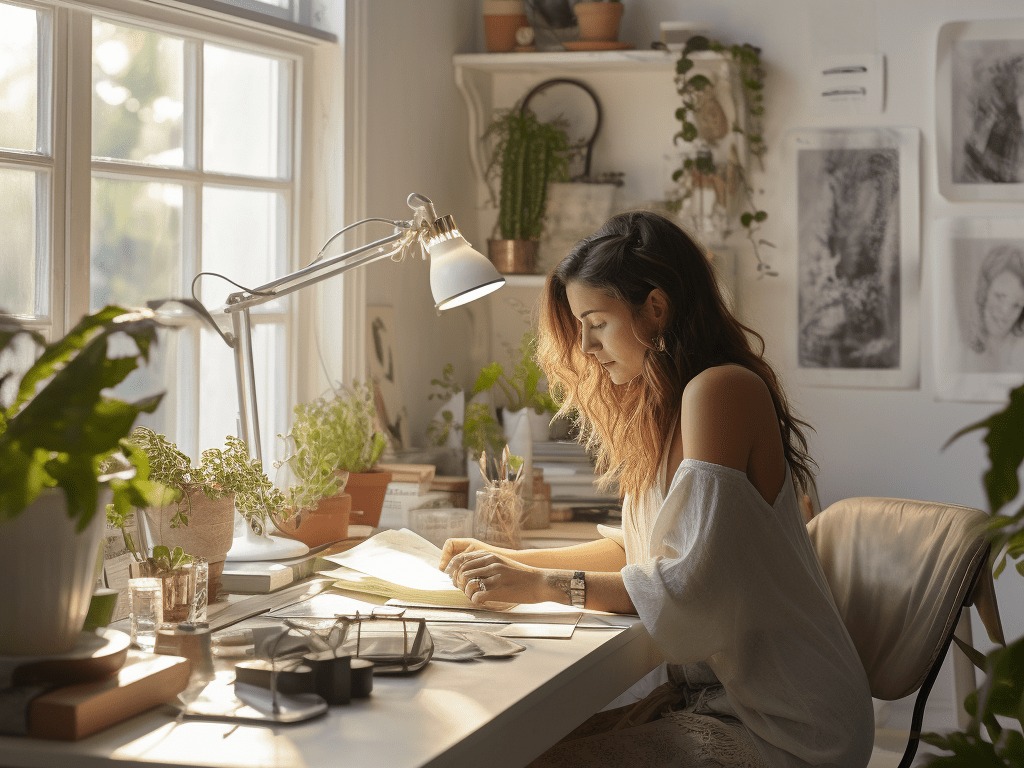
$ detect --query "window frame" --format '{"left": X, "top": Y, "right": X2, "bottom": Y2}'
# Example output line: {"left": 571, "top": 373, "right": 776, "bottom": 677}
{"left": 1, "top": 0, "right": 328, "bottom": 460}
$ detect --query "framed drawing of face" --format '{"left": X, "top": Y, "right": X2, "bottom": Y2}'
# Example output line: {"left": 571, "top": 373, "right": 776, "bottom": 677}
{"left": 934, "top": 218, "right": 1024, "bottom": 402}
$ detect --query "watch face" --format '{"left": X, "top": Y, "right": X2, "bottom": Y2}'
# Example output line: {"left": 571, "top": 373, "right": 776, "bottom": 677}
{"left": 515, "top": 26, "right": 535, "bottom": 46}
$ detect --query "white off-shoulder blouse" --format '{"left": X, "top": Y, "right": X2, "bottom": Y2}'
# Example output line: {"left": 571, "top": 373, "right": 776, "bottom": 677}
{"left": 605, "top": 459, "right": 874, "bottom": 768}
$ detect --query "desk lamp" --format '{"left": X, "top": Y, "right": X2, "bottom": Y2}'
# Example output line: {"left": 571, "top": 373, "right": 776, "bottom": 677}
{"left": 194, "top": 193, "right": 504, "bottom": 560}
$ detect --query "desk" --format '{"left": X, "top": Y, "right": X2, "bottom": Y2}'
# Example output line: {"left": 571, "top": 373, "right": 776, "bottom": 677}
{"left": 0, "top": 619, "right": 660, "bottom": 768}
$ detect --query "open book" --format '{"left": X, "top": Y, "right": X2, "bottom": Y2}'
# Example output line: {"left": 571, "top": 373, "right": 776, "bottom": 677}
{"left": 317, "top": 529, "right": 475, "bottom": 608}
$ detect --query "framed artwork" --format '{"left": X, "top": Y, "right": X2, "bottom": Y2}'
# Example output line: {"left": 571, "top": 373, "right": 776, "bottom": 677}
{"left": 937, "top": 20, "right": 1024, "bottom": 200}
{"left": 933, "top": 218, "right": 1024, "bottom": 402}
{"left": 791, "top": 127, "right": 921, "bottom": 388}
{"left": 366, "top": 305, "right": 408, "bottom": 450}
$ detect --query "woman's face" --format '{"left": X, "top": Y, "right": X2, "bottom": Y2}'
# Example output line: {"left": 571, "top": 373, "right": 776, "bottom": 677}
{"left": 982, "top": 269, "right": 1024, "bottom": 340}
{"left": 566, "top": 281, "right": 650, "bottom": 385}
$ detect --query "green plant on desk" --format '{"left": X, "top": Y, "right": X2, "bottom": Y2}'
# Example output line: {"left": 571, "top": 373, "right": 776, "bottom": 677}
{"left": 475, "top": 331, "right": 557, "bottom": 416}
{"left": 126, "top": 426, "right": 287, "bottom": 534}
{"left": 276, "top": 397, "right": 346, "bottom": 515}
{"left": 319, "top": 381, "right": 388, "bottom": 475}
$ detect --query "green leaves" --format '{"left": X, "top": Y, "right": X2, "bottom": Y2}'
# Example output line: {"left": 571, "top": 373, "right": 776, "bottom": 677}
{"left": 484, "top": 107, "right": 570, "bottom": 241}
{"left": 0, "top": 306, "right": 164, "bottom": 530}
{"left": 927, "top": 386, "right": 1024, "bottom": 766}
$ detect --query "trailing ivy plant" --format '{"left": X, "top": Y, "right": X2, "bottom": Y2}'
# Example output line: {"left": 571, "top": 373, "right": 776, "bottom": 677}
{"left": 921, "top": 383, "right": 1024, "bottom": 766}
{"left": 671, "top": 35, "right": 776, "bottom": 276}
{"left": 126, "top": 426, "right": 286, "bottom": 535}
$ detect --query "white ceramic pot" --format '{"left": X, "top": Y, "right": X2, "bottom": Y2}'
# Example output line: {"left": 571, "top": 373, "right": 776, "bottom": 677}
{"left": 0, "top": 488, "right": 107, "bottom": 655}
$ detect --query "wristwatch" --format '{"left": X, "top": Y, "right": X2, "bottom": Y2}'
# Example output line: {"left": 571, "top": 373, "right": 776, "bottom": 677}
{"left": 569, "top": 571, "right": 586, "bottom": 609}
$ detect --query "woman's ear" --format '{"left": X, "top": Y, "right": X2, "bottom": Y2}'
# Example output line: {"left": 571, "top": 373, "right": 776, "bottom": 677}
{"left": 644, "top": 288, "right": 671, "bottom": 330}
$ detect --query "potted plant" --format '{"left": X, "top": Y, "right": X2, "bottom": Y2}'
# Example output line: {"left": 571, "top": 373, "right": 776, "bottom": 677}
{"left": 0, "top": 305, "right": 165, "bottom": 655}
{"left": 483, "top": 103, "right": 570, "bottom": 274}
{"left": 920, "top": 383, "right": 1024, "bottom": 766}
{"left": 125, "top": 426, "right": 287, "bottom": 600}
{"left": 318, "top": 381, "right": 392, "bottom": 528}
{"left": 573, "top": 0, "right": 624, "bottom": 43}
{"left": 273, "top": 397, "right": 352, "bottom": 547}
{"left": 669, "top": 35, "right": 777, "bottom": 276}
{"left": 106, "top": 499, "right": 199, "bottom": 624}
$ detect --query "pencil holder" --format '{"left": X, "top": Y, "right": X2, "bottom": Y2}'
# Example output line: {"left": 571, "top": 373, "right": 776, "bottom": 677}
{"left": 474, "top": 487, "right": 524, "bottom": 549}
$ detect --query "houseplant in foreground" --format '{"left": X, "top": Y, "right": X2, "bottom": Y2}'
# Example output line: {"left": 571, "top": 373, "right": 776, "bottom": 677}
{"left": 922, "top": 383, "right": 1024, "bottom": 765}
{"left": 0, "top": 305, "right": 165, "bottom": 654}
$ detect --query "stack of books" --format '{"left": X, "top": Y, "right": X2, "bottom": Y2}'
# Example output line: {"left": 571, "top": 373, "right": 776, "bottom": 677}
{"left": 532, "top": 440, "right": 620, "bottom": 519}
{"left": 376, "top": 463, "right": 450, "bottom": 531}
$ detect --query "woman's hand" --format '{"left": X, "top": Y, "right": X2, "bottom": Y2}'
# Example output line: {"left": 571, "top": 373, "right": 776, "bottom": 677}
{"left": 443, "top": 548, "right": 556, "bottom": 606}
{"left": 438, "top": 537, "right": 512, "bottom": 572}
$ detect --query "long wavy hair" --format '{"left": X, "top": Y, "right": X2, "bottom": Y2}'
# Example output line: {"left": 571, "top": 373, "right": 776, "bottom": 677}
{"left": 536, "top": 210, "right": 816, "bottom": 501}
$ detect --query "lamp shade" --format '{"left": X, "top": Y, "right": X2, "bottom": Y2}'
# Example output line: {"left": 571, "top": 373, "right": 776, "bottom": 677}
{"left": 427, "top": 233, "right": 505, "bottom": 310}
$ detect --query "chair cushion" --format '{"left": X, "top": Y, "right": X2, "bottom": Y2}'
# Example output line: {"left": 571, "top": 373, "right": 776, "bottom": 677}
{"left": 806, "top": 497, "right": 989, "bottom": 700}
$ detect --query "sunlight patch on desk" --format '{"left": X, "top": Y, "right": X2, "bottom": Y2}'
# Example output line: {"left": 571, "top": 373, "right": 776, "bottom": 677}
{"left": 110, "top": 717, "right": 308, "bottom": 768}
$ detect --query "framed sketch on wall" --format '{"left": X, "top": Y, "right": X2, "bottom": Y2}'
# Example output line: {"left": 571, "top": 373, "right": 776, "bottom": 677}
{"left": 937, "top": 20, "right": 1024, "bottom": 200}
{"left": 366, "top": 305, "right": 408, "bottom": 451}
{"left": 933, "top": 218, "right": 1024, "bottom": 402}
{"left": 790, "top": 127, "right": 920, "bottom": 388}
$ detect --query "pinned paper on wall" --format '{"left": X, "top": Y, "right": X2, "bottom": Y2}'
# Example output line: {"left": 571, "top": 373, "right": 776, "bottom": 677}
{"left": 811, "top": 54, "right": 885, "bottom": 115}
{"left": 366, "top": 305, "right": 408, "bottom": 451}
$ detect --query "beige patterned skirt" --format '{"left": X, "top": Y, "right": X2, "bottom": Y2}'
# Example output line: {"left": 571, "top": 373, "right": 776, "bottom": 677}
{"left": 528, "top": 665, "right": 768, "bottom": 768}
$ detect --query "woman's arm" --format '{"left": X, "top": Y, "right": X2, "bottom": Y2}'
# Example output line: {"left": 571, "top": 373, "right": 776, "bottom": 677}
{"left": 439, "top": 535, "right": 626, "bottom": 572}
{"left": 444, "top": 547, "right": 636, "bottom": 614}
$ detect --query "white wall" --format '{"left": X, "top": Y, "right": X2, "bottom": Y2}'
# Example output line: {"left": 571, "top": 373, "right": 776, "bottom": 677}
{"left": 357, "top": 0, "right": 484, "bottom": 451}
{"left": 360, "top": 0, "right": 1022, "bottom": 730}
{"left": 614, "top": 0, "right": 1024, "bottom": 645}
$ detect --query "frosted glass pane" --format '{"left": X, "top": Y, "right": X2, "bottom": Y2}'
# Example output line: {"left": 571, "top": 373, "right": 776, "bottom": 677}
{"left": 92, "top": 19, "right": 184, "bottom": 167}
{"left": 204, "top": 44, "right": 286, "bottom": 178}
{"left": 201, "top": 186, "right": 287, "bottom": 309}
{"left": 91, "top": 177, "right": 182, "bottom": 309}
{"left": 0, "top": 4, "right": 40, "bottom": 152}
{"left": 199, "top": 322, "right": 286, "bottom": 468}
{"left": 0, "top": 167, "right": 48, "bottom": 316}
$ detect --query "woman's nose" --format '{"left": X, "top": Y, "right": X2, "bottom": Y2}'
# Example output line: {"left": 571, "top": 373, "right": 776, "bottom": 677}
{"left": 581, "top": 326, "right": 599, "bottom": 354}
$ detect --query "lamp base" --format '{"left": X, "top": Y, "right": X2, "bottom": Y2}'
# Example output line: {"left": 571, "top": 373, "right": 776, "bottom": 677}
{"left": 226, "top": 517, "right": 309, "bottom": 562}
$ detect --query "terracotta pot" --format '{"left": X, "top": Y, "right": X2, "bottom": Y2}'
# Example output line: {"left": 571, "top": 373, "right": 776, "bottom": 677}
{"left": 488, "top": 239, "right": 538, "bottom": 274}
{"left": 142, "top": 488, "right": 235, "bottom": 602}
{"left": 277, "top": 492, "right": 352, "bottom": 548}
{"left": 574, "top": 1, "right": 624, "bottom": 42}
{"left": 0, "top": 489, "right": 108, "bottom": 655}
{"left": 345, "top": 470, "right": 393, "bottom": 528}
{"left": 483, "top": 0, "right": 528, "bottom": 52}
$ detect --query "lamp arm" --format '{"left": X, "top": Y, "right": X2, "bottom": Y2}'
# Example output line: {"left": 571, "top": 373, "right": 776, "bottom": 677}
{"left": 223, "top": 228, "right": 409, "bottom": 315}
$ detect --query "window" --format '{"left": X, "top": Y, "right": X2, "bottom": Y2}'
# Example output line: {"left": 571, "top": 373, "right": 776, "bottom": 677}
{"left": 0, "top": 0, "right": 321, "bottom": 462}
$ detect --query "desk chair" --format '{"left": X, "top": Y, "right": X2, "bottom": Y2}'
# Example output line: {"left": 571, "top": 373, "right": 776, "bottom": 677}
{"left": 806, "top": 497, "right": 1005, "bottom": 768}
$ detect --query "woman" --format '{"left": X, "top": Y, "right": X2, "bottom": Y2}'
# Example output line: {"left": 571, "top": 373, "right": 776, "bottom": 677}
{"left": 967, "top": 243, "right": 1024, "bottom": 372}
{"left": 440, "top": 211, "right": 873, "bottom": 767}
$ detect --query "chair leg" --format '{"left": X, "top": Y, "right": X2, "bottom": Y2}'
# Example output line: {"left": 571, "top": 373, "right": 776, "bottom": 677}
{"left": 952, "top": 612, "right": 977, "bottom": 730}
{"left": 898, "top": 612, "right": 962, "bottom": 768}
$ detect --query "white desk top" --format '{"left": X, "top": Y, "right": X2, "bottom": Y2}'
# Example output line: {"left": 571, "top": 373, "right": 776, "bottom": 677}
{"left": 0, "top": 621, "right": 660, "bottom": 768}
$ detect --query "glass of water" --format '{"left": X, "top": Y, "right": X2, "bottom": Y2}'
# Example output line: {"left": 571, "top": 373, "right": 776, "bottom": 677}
{"left": 128, "top": 577, "right": 163, "bottom": 651}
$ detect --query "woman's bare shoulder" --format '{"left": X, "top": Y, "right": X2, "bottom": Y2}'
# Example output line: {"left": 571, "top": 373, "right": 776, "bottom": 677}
{"left": 682, "top": 364, "right": 769, "bottom": 407}
{"left": 680, "top": 365, "right": 774, "bottom": 469}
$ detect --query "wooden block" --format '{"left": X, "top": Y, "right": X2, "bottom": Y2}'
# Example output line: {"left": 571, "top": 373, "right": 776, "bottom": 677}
{"left": 27, "top": 651, "right": 191, "bottom": 740}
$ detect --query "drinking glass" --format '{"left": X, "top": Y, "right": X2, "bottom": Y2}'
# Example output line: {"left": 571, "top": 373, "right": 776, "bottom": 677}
{"left": 128, "top": 577, "right": 163, "bottom": 651}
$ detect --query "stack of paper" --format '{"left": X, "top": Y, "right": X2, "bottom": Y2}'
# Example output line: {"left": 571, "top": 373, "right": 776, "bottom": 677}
{"left": 318, "top": 529, "right": 475, "bottom": 608}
